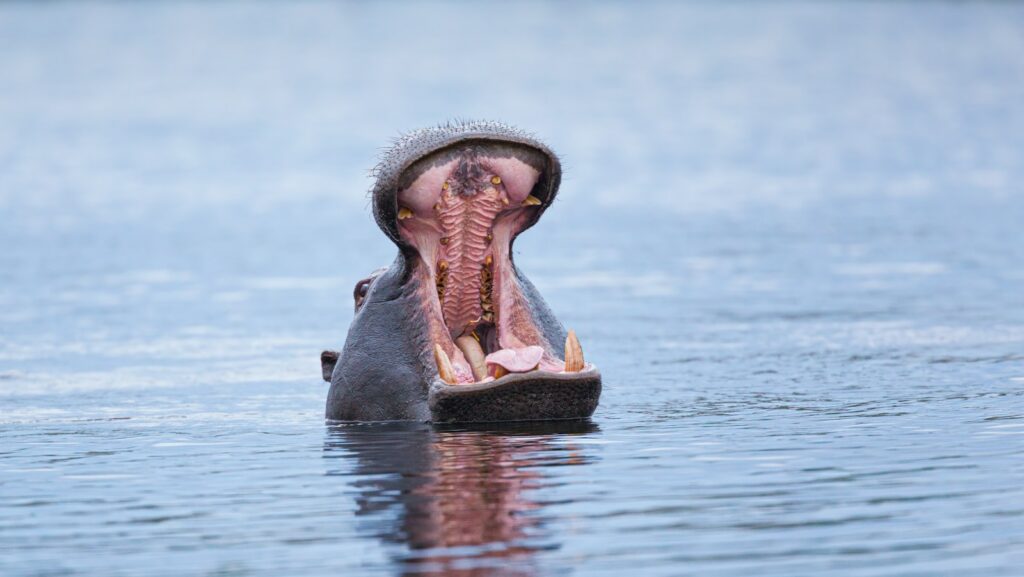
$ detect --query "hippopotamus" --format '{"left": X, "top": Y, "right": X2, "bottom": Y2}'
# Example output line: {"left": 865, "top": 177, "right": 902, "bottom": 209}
{"left": 321, "top": 121, "right": 601, "bottom": 422}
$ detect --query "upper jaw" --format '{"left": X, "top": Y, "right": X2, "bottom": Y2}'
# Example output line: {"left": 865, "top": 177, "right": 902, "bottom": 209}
{"left": 371, "top": 121, "right": 561, "bottom": 249}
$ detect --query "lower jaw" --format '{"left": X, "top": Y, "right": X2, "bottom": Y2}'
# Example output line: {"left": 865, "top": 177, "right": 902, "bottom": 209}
{"left": 429, "top": 369, "right": 602, "bottom": 423}
{"left": 430, "top": 304, "right": 592, "bottom": 386}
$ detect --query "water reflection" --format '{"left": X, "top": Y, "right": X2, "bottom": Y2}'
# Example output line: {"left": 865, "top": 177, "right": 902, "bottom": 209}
{"left": 325, "top": 421, "right": 598, "bottom": 576}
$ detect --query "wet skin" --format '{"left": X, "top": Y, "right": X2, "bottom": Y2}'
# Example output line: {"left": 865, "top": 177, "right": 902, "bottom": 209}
{"left": 322, "top": 121, "right": 601, "bottom": 422}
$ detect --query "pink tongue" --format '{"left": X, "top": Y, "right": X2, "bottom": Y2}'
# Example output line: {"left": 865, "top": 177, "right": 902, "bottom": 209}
{"left": 485, "top": 346, "right": 544, "bottom": 373}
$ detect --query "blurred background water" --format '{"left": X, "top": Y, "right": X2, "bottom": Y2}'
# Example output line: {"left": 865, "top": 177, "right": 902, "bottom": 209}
{"left": 2, "top": 2, "right": 1024, "bottom": 576}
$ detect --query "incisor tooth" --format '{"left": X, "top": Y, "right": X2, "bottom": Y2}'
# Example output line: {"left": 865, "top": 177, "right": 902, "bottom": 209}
{"left": 493, "top": 365, "right": 508, "bottom": 379}
{"left": 398, "top": 207, "right": 414, "bottom": 220}
{"left": 522, "top": 195, "right": 542, "bottom": 206}
{"left": 434, "top": 344, "right": 457, "bottom": 384}
{"left": 565, "top": 329, "right": 585, "bottom": 372}
{"left": 455, "top": 335, "right": 487, "bottom": 381}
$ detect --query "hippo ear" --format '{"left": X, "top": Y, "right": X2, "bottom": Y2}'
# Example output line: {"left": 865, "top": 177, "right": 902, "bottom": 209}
{"left": 321, "top": 351, "right": 340, "bottom": 382}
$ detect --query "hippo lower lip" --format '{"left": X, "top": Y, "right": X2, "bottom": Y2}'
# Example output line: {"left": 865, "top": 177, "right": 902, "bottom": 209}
{"left": 323, "top": 121, "right": 601, "bottom": 423}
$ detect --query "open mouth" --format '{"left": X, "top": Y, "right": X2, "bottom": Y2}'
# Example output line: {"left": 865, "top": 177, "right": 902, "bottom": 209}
{"left": 393, "top": 141, "right": 596, "bottom": 388}
{"left": 324, "top": 122, "right": 601, "bottom": 423}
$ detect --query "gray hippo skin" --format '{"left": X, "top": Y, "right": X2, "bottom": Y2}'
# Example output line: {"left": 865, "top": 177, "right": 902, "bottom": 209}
{"left": 322, "top": 121, "right": 601, "bottom": 422}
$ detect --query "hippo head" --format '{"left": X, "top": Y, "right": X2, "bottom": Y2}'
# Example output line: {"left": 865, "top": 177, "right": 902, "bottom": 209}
{"left": 323, "top": 121, "right": 601, "bottom": 422}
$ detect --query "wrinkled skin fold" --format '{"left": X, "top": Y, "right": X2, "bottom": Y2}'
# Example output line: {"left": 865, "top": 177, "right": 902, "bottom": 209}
{"left": 323, "top": 121, "right": 601, "bottom": 423}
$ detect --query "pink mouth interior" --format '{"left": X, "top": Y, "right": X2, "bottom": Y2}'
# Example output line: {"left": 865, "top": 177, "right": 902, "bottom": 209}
{"left": 396, "top": 148, "right": 571, "bottom": 384}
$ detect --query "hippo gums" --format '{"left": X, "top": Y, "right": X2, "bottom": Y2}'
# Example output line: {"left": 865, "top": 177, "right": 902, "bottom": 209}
{"left": 321, "top": 121, "right": 601, "bottom": 422}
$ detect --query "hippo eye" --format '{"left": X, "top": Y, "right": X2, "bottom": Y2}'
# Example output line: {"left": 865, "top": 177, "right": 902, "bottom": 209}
{"left": 490, "top": 175, "right": 502, "bottom": 185}
{"left": 353, "top": 278, "right": 373, "bottom": 311}
{"left": 352, "top": 268, "right": 387, "bottom": 312}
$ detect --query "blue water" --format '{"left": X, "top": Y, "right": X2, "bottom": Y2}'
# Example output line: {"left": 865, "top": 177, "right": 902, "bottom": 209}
{"left": 2, "top": 2, "right": 1024, "bottom": 576}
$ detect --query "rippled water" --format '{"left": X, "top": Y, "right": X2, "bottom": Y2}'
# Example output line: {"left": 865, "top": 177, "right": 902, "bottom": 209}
{"left": 3, "top": 2, "right": 1024, "bottom": 576}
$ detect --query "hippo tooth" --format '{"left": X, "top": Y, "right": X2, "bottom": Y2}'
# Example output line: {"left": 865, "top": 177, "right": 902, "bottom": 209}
{"left": 522, "top": 195, "right": 542, "bottom": 206}
{"left": 433, "top": 344, "right": 457, "bottom": 384}
{"left": 565, "top": 329, "right": 585, "bottom": 372}
{"left": 493, "top": 365, "right": 508, "bottom": 379}
{"left": 455, "top": 334, "right": 488, "bottom": 382}
{"left": 398, "top": 207, "right": 414, "bottom": 220}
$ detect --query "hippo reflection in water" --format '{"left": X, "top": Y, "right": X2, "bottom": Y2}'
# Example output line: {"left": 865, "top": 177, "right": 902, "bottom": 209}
{"left": 324, "top": 421, "right": 597, "bottom": 575}
{"left": 321, "top": 121, "right": 601, "bottom": 422}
